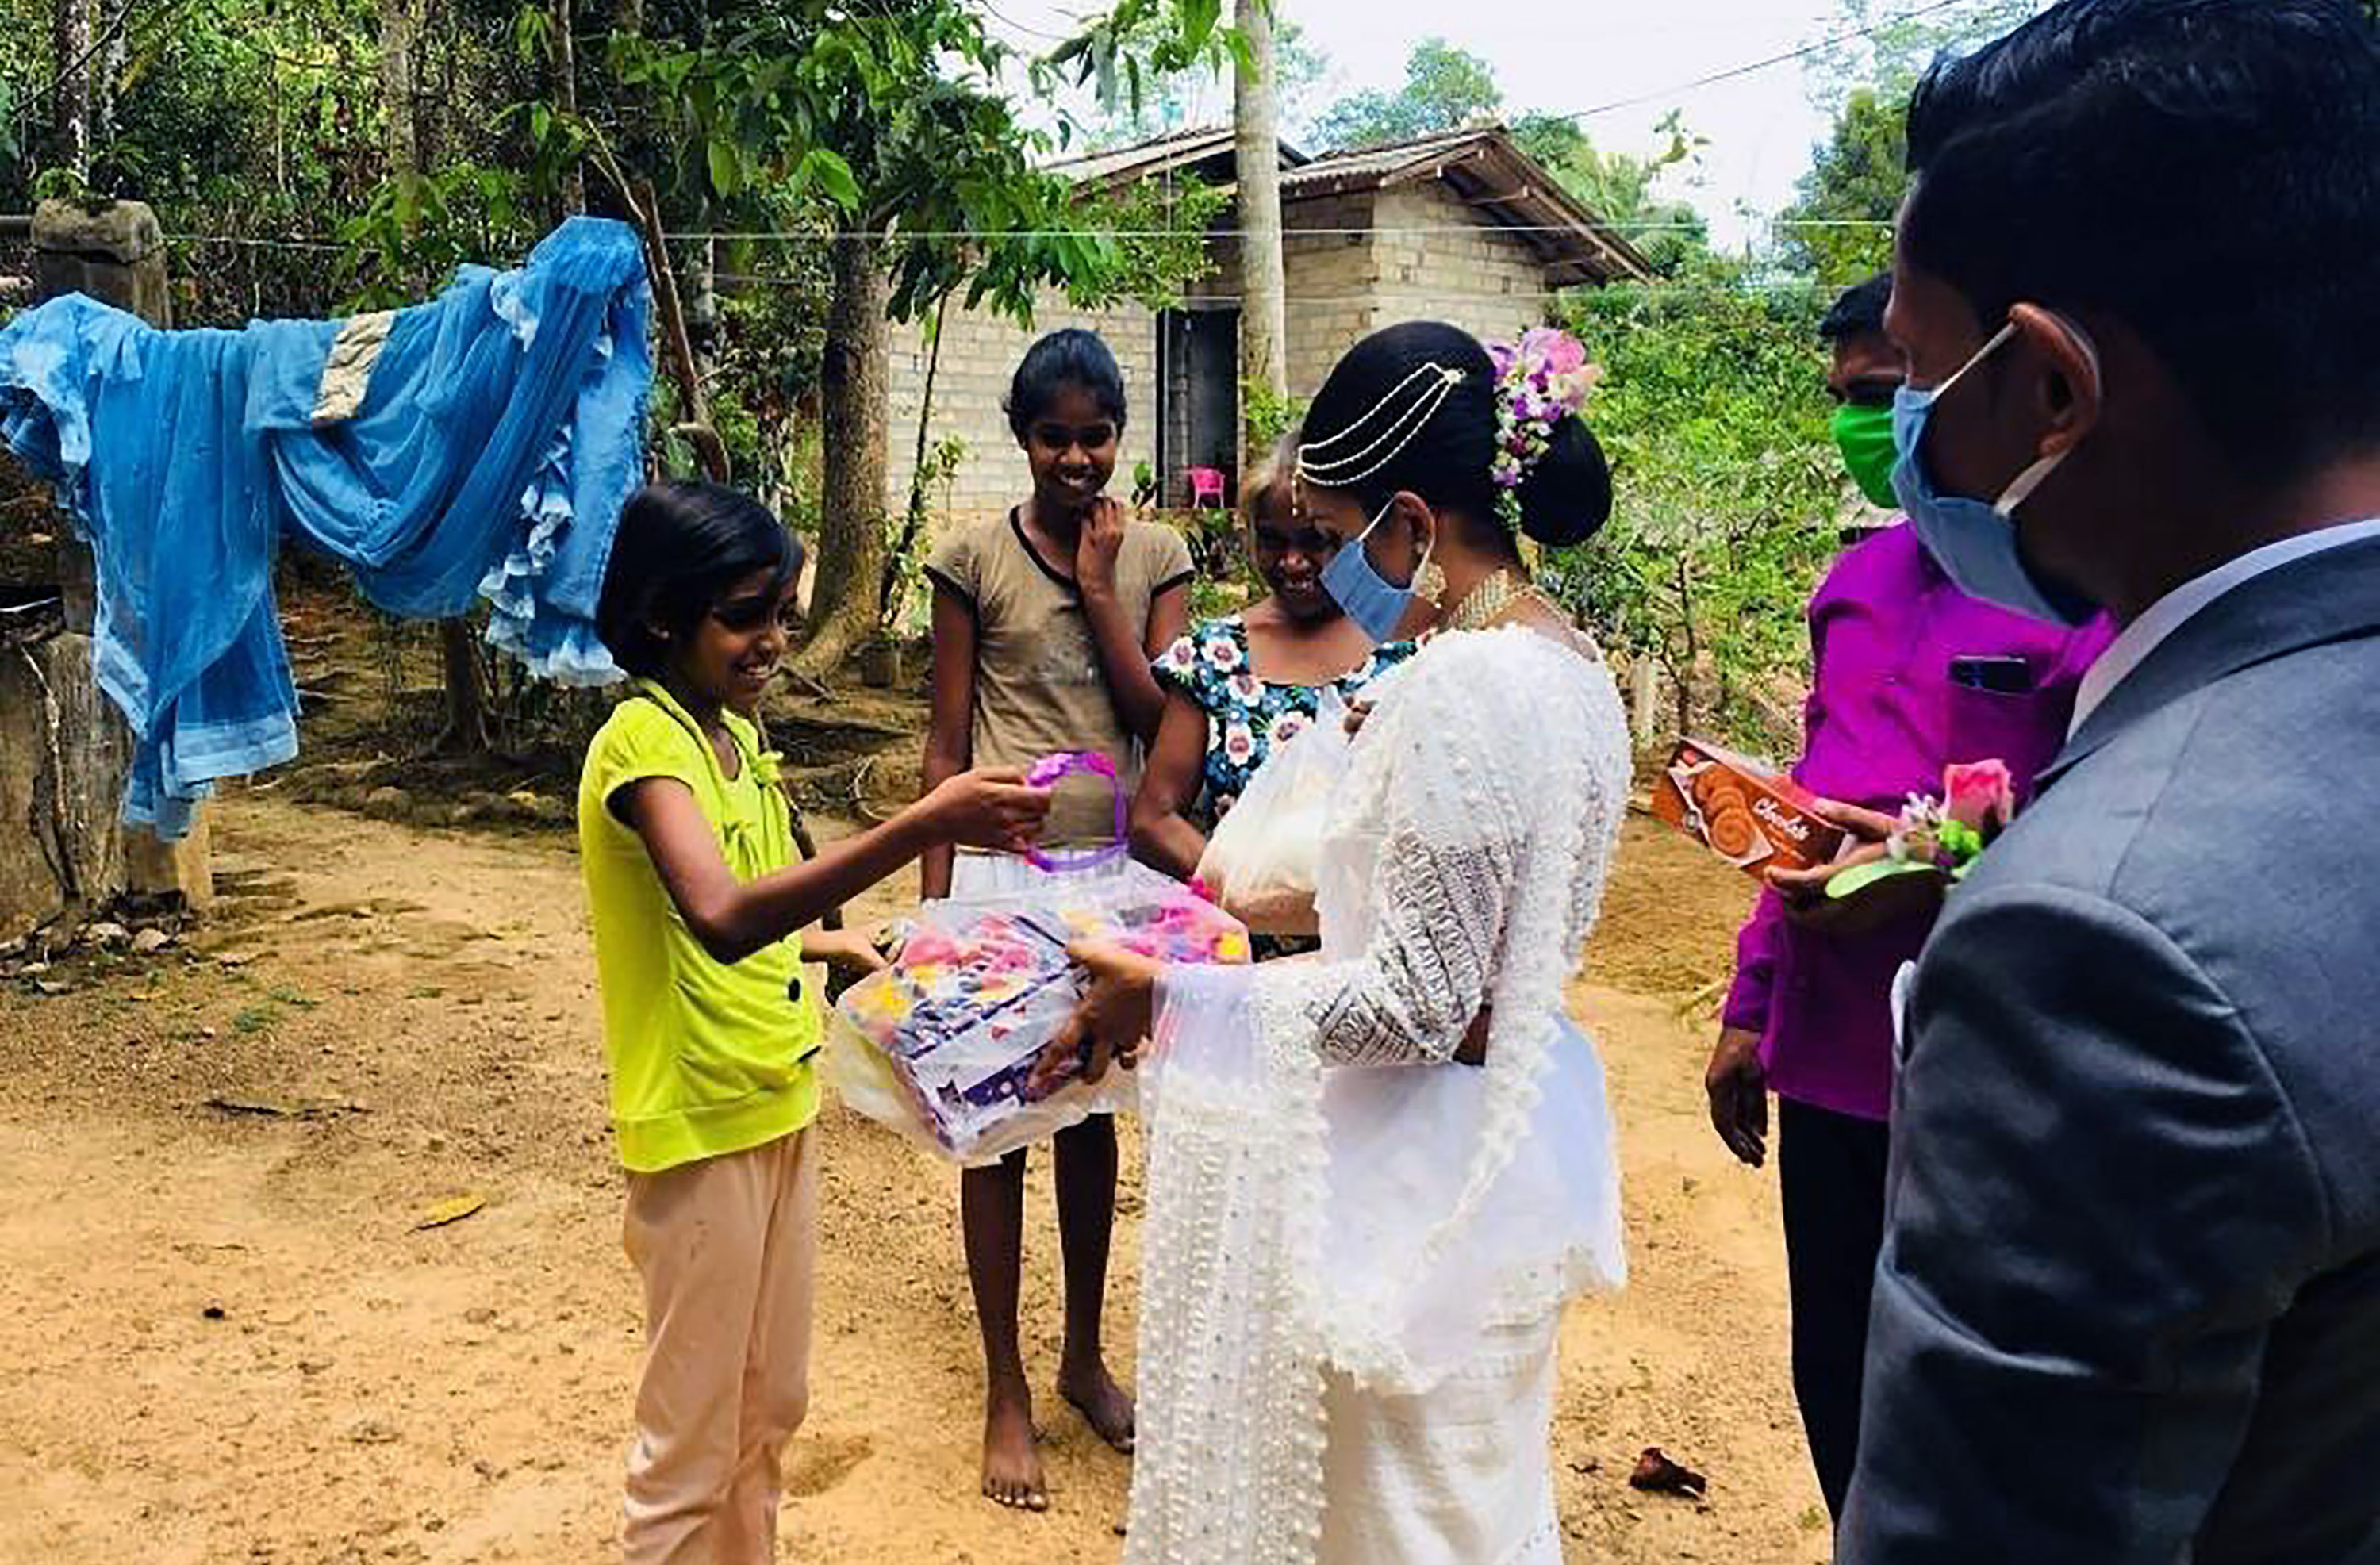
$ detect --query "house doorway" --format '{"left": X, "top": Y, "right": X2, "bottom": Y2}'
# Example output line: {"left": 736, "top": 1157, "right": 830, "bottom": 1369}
{"left": 1157, "top": 306, "right": 1239, "bottom": 508}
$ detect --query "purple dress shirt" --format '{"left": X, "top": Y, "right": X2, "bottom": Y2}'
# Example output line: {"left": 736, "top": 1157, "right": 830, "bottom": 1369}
{"left": 1720, "top": 524, "right": 2113, "bottom": 1122}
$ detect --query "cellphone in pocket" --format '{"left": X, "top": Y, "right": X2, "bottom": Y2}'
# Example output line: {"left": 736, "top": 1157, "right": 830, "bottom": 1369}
{"left": 1949, "top": 654, "right": 2036, "bottom": 695}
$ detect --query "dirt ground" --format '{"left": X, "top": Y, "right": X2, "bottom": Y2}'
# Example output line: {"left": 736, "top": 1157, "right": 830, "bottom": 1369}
{"left": 0, "top": 792, "right": 1828, "bottom": 1565}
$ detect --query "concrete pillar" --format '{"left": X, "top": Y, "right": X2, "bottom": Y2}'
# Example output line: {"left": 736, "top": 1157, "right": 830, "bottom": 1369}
{"left": 1630, "top": 654, "right": 1661, "bottom": 750}
{"left": 31, "top": 198, "right": 172, "bottom": 326}
{"left": 0, "top": 198, "right": 209, "bottom": 941}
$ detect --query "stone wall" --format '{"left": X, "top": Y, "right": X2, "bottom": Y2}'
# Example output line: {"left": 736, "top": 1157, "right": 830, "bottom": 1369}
{"left": 1285, "top": 183, "right": 1555, "bottom": 394}
{"left": 1281, "top": 189, "right": 1381, "bottom": 399}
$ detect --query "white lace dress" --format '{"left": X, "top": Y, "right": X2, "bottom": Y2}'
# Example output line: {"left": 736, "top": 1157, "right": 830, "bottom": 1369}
{"left": 1124, "top": 625, "right": 1631, "bottom": 1565}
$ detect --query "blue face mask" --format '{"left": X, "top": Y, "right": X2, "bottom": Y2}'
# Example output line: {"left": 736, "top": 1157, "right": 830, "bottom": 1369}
{"left": 1891, "top": 318, "right": 2098, "bottom": 627}
{"left": 1321, "top": 497, "right": 1430, "bottom": 645}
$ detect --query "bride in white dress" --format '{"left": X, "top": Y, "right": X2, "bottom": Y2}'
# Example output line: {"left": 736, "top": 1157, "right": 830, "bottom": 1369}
{"left": 1035, "top": 321, "right": 1633, "bottom": 1563}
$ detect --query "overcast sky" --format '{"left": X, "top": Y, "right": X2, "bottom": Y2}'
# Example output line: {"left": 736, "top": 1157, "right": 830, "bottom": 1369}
{"left": 984, "top": 0, "right": 2034, "bottom": 251}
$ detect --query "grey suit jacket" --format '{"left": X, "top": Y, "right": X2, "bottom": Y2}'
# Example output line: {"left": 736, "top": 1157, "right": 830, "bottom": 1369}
{"left": 1839, "top": 533, "right": 2380, "bottom": 1563}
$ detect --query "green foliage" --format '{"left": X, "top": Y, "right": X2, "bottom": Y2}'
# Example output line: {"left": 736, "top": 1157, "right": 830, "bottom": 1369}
{"left": 1545, "top": 264, "right": 1847, "bottom": 751}
{"left": 1173, "top": 506, "right": 1249, "bottom": 620}
{"left": 1775, "top": 89, "right": 1902, "bottom": 286}
{"left": 1802, "top": 0, "right": 2044, "bottom": 111}
{"left": 595, "top": 6, "right": 1216, "bottom": 331}
{"left": 2, "top": 0, "right": 394, "bottom": 322}
{"left": 337, "top": 162, "right": 536, "bottom": 310}
{"left": 1512, "top": 109, "right": 1711, "bottom": 277}
{"left": 1781, "top": 0, "right": 2045, "bottom": 283}
{"left": 1312, "top": 39, "right": 1499, "bottom": 152}
{"left": 885, "top": 433, "right": 967, "bottom": 631}
{"left": 1080, "top": 171, "right": 1227, "bottom": 311}
{"left": 1046, "top": 0, "right": 1244, "bottom": 124}
{"left": 1240, "top": 377, "right": 1303, "bottom": 454}
{"left": 1084, "top": 16, "right": 1330, "bottom": 150}
{"left": 712, "top": 274, "right": 835, "bottom": 515}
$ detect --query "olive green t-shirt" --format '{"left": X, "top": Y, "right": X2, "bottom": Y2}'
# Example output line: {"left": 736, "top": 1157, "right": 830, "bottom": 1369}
{"left": 576, "top": 681, "right": 820, "bottom": 1173}
{"left": 925, "top": 511, "right": 1194, "bottom": 845}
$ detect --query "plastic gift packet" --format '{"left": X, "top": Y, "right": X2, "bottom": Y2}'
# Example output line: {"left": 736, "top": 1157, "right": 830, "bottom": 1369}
{"left": 827, "top": 753, "right": 1250, "bottom": 1164}
{"left": 1195, "top": 688, "right": 1352, "bottom": 935}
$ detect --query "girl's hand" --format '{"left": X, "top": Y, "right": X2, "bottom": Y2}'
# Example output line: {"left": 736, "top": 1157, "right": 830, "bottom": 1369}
{"left": 1028, "top": 941, "right": 1161, "bottom": 1095}
{"left": 800, "top": 924, "right": 891, "bottom": 976}
{"left": 1075, "top": 497, "right": 1126, "bottom": 598}
{"left": 1343, "top": 699, "right": 1374, "bottom": 737}
{"left": 919, "top": 767, "right": 1052, "bottom": 855}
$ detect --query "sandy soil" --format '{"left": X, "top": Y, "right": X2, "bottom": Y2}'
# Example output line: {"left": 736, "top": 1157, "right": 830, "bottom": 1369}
{"left": 0, "top": 796, "right": 1827, "bottom": 1564}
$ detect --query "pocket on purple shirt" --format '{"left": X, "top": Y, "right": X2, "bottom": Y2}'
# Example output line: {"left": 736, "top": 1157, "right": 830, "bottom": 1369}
{"left": 1945, "top": 684, "right": 2065, "bottom": 801}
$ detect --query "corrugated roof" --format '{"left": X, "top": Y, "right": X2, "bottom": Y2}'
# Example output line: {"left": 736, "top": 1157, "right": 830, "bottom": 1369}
{"left": 1048, "top": 125, "right": 1307, "bottom": 188}
{"left": 1286, "top": 128, "right": 1656, "bottom": 285}
{"left": 1278, "top": 127, "right": 1490, "bottom": 193}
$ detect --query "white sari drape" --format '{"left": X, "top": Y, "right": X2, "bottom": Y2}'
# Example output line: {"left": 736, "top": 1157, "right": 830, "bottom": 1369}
{"left": 1125, "top": 627, "right": 1633, "bottom": 1565}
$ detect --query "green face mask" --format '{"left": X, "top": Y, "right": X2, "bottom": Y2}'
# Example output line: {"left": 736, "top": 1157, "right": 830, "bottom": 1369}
{"left": 1833, "top": 401, "right": 1901, "bottom": 508}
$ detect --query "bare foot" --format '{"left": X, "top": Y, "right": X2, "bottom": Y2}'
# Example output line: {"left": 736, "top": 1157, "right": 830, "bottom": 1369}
{"left": 981, "top": 1384, "right": 1048, "bottom": 1512}
{"left": 1059, "top": 1357, "right": 1136, "bottom": 1453}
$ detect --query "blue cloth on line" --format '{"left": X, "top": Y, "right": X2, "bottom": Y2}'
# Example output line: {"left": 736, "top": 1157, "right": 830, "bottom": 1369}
{"left": 0, "top": 217, "right": 651, "bottom": 837}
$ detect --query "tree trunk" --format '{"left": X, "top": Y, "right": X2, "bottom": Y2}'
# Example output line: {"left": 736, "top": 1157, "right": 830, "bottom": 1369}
{"left": 551, "top": 0, "right": 585, "bottom": 216}
{"left": 691, "top": 231, "right": 720, "bottom": 386}
{"left": 376, "top": 0, "right": 419, "bottom": 184}
{"left": 1234, "top": 0, "right": 1288, "bottom": 462}
{"left": 378, "top": 0, "right": 486, "bottom": 752}
{"left": 436, "top": 618, "right": 489, "bottom": 751}
{"left": 794, "top": 236, "right": 891, "bottom": 680}
{"left": 52, "top": 0, "right": 94, "bottom": 178}
{"left": 880, "top": 289, "right": 950, "bottom": 629}
{"left": 97, "top": 0, "right": 125, "bottom": 147}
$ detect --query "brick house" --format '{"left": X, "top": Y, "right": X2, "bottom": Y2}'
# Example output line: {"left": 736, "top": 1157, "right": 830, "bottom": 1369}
{"left": 885, "top": 125, "right": 1655, "bottom": 532}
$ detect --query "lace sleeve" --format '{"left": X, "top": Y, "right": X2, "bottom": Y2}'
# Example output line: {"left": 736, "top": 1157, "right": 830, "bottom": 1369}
{"left": 1253, "top": 661, "right": 1530, "bottom": 1068}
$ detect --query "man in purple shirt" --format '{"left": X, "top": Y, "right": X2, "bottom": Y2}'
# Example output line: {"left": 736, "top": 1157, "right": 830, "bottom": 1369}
{"left": 1702, "top": 274, "right": 2111, "bottom": 1524}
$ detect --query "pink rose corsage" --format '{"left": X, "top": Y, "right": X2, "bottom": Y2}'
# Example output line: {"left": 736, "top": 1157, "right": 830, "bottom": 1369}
{"left": 1825, "top": 759, "right": 2017, "bottom": 899}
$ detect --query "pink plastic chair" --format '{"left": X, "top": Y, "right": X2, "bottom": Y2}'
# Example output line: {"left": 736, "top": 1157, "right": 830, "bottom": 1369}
{"left": 1187, "top": 466, "right": 1228, "bottom": 510}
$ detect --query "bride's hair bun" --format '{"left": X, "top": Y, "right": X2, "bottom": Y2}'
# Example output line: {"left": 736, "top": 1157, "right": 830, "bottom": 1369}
{"left": 1299, "top": 320, "right": 1611, "bottom": 548}
{"left": 1514, "top": 416, "right": 1612, "bottom": 547}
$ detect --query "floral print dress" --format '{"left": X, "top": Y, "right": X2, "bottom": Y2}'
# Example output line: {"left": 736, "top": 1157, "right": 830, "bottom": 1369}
{"left": 1153, "top": 614, "right": 1416, "bottom": 833}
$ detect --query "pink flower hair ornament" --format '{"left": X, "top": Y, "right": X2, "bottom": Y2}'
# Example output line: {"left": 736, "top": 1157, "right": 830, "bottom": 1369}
{"left": 1486, "top": 328, "right": 1603, "bottom": 533}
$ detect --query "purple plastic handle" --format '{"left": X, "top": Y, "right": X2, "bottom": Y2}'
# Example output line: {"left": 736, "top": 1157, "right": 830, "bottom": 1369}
{"left": 1023, "top": 750, "right": 1127, "bottom": 873}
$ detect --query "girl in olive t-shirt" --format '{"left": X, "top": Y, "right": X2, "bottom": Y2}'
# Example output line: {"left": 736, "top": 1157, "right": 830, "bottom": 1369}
{"left": 920, "top": 329, "right": 1193, "bottom": 1510}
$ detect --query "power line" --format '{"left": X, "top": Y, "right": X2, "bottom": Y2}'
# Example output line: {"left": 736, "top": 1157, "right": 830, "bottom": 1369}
{"left": 977, "top": 0, "right": 1073, "bottom": 43}
{"left": 670, "top": 219, "right": 1883, "bottom": 240}
{"left": 1556, "top": 0, "right": 1974, "bottom": 122}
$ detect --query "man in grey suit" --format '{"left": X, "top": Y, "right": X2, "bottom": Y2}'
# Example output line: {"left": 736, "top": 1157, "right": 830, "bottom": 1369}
{"left": 1831, "top": 0, "right": 2380, "bottom": 1559}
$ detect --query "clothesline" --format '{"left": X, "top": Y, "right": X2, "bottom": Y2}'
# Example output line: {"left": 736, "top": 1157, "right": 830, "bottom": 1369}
{"left": 704, "top": 274, "right": 1835, "bottom": 303}
{"left": 159, "top": 218, "right": 1890, "bottom": 247}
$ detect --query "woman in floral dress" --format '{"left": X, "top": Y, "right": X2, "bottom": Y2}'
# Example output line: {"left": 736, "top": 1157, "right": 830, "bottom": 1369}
{"left": 1129, "top": 445, "right": 1414, "bottom": 887}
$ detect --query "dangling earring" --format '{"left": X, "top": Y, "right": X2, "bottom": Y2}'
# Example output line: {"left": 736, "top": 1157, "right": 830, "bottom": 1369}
{"left": 1415, "top": 559, "right": 1447, "bottom": 608}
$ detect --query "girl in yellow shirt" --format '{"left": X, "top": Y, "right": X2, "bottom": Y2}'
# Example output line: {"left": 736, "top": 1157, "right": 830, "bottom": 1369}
{"left": 580, "top": 481, "right": 1046, "bottom": 1564}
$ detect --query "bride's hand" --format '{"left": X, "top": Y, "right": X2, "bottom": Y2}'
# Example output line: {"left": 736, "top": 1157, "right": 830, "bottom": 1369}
{"left": 1027, "top": 941, "right": 1163, "bottom": 1095}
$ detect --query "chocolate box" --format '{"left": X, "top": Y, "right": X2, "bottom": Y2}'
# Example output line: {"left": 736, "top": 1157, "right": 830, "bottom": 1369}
{"left": 1651, "top": 738, "right": 1846, "bottom": 877}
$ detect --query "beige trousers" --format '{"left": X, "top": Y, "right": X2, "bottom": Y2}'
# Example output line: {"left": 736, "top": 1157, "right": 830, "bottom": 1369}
{"left": 622, "top": 1129, "right": 819, "bottom": 1565}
